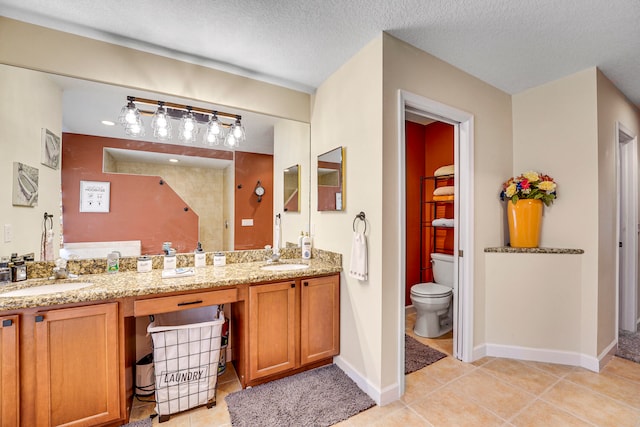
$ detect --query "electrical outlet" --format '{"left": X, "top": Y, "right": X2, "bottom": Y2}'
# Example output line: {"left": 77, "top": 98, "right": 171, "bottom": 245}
{"left": 4, "top": 224, "right": 12, "bottom": 243}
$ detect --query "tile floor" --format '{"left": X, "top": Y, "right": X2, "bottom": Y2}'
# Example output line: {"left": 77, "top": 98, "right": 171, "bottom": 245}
{"left": 129, "top": 311, "right": 640, "bottom": 426}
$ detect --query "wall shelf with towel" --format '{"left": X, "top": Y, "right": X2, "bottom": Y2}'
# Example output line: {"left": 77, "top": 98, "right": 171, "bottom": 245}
{"left": 420, "top": 174, "right": 455, "bottom": 282}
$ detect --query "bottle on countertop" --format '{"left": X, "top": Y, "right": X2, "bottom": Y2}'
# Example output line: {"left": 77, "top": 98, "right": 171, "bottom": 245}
{"left": 107, "top": 251, "right": 120, "bottom": 273}
{"left": 163, "top": 253, "right": 177, "bottom": 270}
{"left": 298, "top": 231, "right": 305, "bottom": 247}
{"left": 301, "top": 232, "right": 312, "bottom": 260}
{"left": 194, "top": 242, "right": 206, "bottom": 268}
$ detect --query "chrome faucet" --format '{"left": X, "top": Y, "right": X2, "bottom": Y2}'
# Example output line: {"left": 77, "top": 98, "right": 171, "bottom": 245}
{"left": 264, "top": 246, "right": 281, "bottom": 263}
{"left": 52, "top": 258, "right": 69, "bottom": 279}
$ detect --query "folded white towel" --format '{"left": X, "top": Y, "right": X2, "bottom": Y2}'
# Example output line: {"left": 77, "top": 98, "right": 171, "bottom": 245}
{"left": 349, "top": 232, "right": 368, "bottom": 281}
{"left": 434, "top": 164, "right": 454, "bottom": 176}
{"left": 161, "top": 267, "right": 195, "bottom": 279}
{"left": 432, "top": 218, "right": 455, "bottom": 227}
{"left": 433, "top": 186, "right": 454, "bottom": 196}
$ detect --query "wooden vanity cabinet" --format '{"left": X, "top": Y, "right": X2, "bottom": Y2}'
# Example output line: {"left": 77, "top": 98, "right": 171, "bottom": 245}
{"left": 0, "top": 314, "right": 19, "bottom": 426}
{"left": 244, "top": 274, "right": 340, "bottom": 386}
{"left": 34, "top": 302, "right": 122, "bottom": 426}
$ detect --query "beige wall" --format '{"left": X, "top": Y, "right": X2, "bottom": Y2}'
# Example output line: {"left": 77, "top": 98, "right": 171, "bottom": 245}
{"left": 512, "top": 69, "right": 600, "bottom": 358}
{"left": 0, "top": 65, "right": 62, "bottom": 259}
{"left": 381, "top": 34, "right": 513, "bottom": 388}
{"left": 310, "top": 35, "right": 385, "bottom": 394}
{"left": 0, "top": 17, "right": 310, "bottom": 123}
{"left": 113, "top": 161, "right": 227, "bottom": 252}
{"left": 596, "top": 70, "right": 640, "bottom": 353}
{"left": 273, "top": 121, "right": 311, "bottom": 247}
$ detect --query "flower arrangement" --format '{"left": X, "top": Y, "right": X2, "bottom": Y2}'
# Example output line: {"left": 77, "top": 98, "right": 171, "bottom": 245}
{"left": 500, "top": 171, "right": 557, "bottom": 206}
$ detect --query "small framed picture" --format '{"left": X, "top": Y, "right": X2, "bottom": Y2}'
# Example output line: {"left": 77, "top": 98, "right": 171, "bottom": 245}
{"left": 12, "top": 162, "right": 39, "bottom": 207}
{"left": 80, "top": 180, "right": 110, "bottom": 213}
{"left": 41, "top": 128, "right": 61, "bottom": 170}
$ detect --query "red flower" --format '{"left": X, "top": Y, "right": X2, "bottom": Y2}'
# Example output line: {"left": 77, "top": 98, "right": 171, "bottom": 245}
{"left": 519, "top": 179, "right": 530, "bottom": 190}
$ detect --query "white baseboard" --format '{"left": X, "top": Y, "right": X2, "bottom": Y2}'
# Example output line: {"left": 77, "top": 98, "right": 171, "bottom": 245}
{"left": 483, "top": 343, "right": 602, "bottom": 372}
{"left": 333, "top": 355, "right": 400, "bottom": 406}
{"left": 597, "top": 338, "right": 618, "bottom": 372}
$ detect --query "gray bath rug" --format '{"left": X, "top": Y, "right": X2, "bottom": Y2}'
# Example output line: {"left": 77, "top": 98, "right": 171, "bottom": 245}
{"left": 225, "top": 364, "right": 375, "bottom": 427}
{"left": 122, "top": 417, "right": 152, "bottom": 427}
{"left": 405, "top": 334, "right": 447, "bottom": 374}
{"left": 617, "top": 329, "right": 640, "bottom": 363}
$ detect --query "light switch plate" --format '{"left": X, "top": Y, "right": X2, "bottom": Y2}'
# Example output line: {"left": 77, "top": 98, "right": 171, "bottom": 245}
{"left": 241, "top": 219, "right": 254, "bottom": 227}
{"left": 4, "top": 224, "right": 12, "bottom": 243}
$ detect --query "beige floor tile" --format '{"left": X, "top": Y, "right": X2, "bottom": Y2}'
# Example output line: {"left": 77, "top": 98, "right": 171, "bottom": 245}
{"left": 470, "top": 356, "right": 495, "bottom": 367}
{"left": 419, "top": 356, "right": 476, "bottom": 384}
{"left": 541, "top": 380, "right": 640, "bottom": 427}
{"left": 129, "top": 402, "right": 155, "bottom": 421}
{"left": 402, "top": 370, "right": 444, "bottom": 404}
{"left": 152, "top": 409, "right": 191, "bottom": 426}
{"left": 371, "top": 407, "right": 430, "bottom": 426}
{"left": 189, "top": 402, "right": 231, "bottom": 426}
{"left": 601, "top": 356, "right": 640, "bottom": 383}
{"left": 446, "top": 369, "right": 536, "bottom": 420}
{"left": 521, "top": 360, "right": 576, "bottom": 378}
{"left": 564, "top": 368, "right": 640, "bottom": 409}
{"left": 348, "top": 400, "right": 406, "bottom": 426}
{"left": 410, "top": 388, "right": 505, "bottom": 426}
{"left": 510, "top": 400, "right": 593, "bottom": 427}
{"left": 480, "top": 358, "right": 559, "bottom": 395}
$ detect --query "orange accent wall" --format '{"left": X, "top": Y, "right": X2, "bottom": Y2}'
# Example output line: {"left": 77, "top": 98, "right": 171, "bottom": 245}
{"left": 61, "top": 134, "right": 218, "bottom": 254}
{"left": 405, "top": 121, "right": 426, "bottom": 306}
{"left": 234, "top": 151, "right": 274, "bottom": 250}
{"left": 405, "top": 121, "right": 454, "bottom": 306}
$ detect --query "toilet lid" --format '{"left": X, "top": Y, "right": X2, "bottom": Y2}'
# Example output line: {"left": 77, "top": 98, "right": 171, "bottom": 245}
{"left": 411, "top": 283, "right": 452, "bottom": 297}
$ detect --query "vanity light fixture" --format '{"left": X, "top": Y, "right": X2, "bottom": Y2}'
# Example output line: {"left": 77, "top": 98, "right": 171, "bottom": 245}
{"left": 151, "top": 102, "right": 172, "bottom": 140}
{"left": 118, "top": 96, "right": 245, "bottom": 149}
{"left": 101, "top": 120, "right": 115, "bottom": 126}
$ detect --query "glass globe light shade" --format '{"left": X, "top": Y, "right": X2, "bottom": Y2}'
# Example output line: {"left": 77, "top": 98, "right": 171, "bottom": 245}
{"left": 151, "top": 106, "right": 172, "bottom": 140}
{"left": 179, "top": 111, "right": 198, "bottom": 143}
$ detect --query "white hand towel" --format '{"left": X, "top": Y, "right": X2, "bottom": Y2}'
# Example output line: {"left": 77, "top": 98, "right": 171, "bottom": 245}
{"left": 431, "top": 218, "right": 455, "bottom": 227}
{"left": 349, "top": 232, "right": 368, "bottom": 281}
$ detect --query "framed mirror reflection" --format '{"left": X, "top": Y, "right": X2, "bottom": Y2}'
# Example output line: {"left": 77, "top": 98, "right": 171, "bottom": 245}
{"left": 317, "top": 147, "right": 345, "bottom": 211}
{"left": 284, "top": 165, "right": 300, "bottom": 212}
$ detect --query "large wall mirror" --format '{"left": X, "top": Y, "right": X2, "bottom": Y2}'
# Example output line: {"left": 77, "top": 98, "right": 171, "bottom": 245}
{"left": 317, "top": 147, "right": 345, "bottom": 211}
{"left": 0, "top": 63, "right": 311, "bottom": 258}
{"left": 283, "top": 165, "right": 300, "bottom": 212}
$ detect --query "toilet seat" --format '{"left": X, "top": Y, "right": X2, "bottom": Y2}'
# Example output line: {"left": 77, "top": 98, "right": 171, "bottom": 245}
{"left": 411, "top": 283, "right": 452, "bottom": 297}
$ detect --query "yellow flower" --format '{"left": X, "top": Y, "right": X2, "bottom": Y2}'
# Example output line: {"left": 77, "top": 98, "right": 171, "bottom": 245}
{"left": 538, "top": 181, "right": 556, "bottom": 192}
{"left": 523, "top": 171, "right": 539, "bottom": 182}
{"left": 505, "top": 183, "right": 517, "bottom": 197}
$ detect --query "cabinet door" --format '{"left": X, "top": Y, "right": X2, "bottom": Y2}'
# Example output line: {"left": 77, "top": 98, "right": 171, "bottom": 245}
{"left": 300, "top": 275, "right": 340, "bottom": 365}
{"left": 35, "top": 302, "right": 120, "bottom": 427}
{"left": 0, "top": 315, "right": 19, "bottom": 427}
{"left": 249, "top": 281, "right": 296, "bottom": 380}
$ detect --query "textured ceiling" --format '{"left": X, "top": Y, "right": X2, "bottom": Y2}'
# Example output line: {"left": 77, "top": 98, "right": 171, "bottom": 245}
{"left": 1, "top": 0, "right": 639, "bottom": 106}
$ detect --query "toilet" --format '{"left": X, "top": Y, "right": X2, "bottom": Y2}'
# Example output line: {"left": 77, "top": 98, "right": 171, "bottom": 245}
{"left": 410, "top": 253, "right": 454, "bottom": 338}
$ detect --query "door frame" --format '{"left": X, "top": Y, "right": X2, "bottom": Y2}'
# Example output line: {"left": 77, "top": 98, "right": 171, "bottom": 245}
{"left": 616, "top": 121, "right": 638, "bottom": 332}
{"left": 397, "top": 90, "right": 474, "bottom": 393}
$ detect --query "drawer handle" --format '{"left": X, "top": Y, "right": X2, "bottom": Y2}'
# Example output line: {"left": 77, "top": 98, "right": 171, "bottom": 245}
{"left": 177, "top": 300, "right": 204, "bottom": 307}
{"left": 2, "top": 319, "right": 13, "bottom": 327}
{"left": 304, "top": 281, "right": 309, "bottom": 287}
{"left": 291, "top": 283, "right": 295, "bottom": 288}
{"left": 35, "top": 315, "right": 44, "bottom": 323}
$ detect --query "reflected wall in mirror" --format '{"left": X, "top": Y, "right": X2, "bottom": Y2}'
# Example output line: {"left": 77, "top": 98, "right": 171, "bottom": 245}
{"left": 317, "top": 147, "right": 345, "bottom": 211}
{"left": 0, "top": 63, "right": 311, "bottom": 258}
{"left": 284, "top": 165, "right": 300, "bottom": 212}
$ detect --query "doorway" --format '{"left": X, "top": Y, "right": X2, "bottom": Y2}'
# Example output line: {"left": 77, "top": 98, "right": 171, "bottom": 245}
{"left": 617, "top": 122, "right": 638, "bottom": 333}
{"left": 397, "top": 91, "right": 474, "bottom": 395}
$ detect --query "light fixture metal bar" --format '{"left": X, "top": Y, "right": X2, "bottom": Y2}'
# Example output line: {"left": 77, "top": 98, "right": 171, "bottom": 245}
{"left": 127, "top": 96, "right": 241, "bottom": 120}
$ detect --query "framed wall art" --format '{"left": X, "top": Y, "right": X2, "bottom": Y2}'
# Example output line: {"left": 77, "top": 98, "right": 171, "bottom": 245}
{"left": 80, "top": 180, "right": 110, "bottom": 213}
{"left": 41, "top": 128, "right": 61, "bottom": 170}
{"left": 12, "top": 162, "right": 39, "bottom": 207}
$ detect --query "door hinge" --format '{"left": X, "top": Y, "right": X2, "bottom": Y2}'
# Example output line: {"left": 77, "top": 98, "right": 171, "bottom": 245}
{"left": 619, "top": 242, "right": 623, "bottom": 248}
{"left": 458, "top": 250, "right": 463, "bottom": 257}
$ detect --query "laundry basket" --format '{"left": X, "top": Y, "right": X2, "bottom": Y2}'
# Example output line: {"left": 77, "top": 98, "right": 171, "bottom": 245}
{"left": 147, "top": 305, "right": 225, "bottom": 423}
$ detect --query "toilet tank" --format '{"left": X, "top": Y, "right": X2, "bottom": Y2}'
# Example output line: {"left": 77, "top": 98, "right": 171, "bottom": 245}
{"left": 431, "top": 253, "right": 454, "bottom": 287}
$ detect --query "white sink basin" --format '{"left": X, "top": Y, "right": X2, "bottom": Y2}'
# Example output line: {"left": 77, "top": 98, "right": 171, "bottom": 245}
{"left": 260, "top": 263, "right": 309, "bottom": 271}
{"left": 0, "top": 282, "right": 94, "bottom": 297}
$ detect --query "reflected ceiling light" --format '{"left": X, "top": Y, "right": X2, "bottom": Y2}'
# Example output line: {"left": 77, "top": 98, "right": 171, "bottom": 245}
{"left": 101, "top": 120, "right": 115, "bottom": 126}
{"left": 119, "top": 96, "right": 244, "bottom": 149}
{"left": 151, "top": 102, "right": 172, "bottom": 140}
{"left": 204, "top": 112, "right": 223, "bottom": 146}
{"left": 169, "top": 158, "right": 179, "bottom": 163}
{"left": 179, "top": 107, "right": 198, "bottom": 143}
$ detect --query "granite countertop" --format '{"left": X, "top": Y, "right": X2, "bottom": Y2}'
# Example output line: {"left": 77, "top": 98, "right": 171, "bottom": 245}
{"left": 0, "top": 258, "right": 341, "bottom": 312}
{"left": 484, "top": 247, "right": 584, "bottom": 254}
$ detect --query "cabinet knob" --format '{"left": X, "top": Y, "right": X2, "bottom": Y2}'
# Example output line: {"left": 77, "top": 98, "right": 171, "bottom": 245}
{"left": 291, "top": 283, "right": 295, "bottom": 288}
{"left": 35, "top": 315, "right": 44, "bottom": 323}
{"left": 304, "top": 281, "right": 309, "bottom": 287}
{"left": 2, "top": 319, "right": 12, "bottom": 327}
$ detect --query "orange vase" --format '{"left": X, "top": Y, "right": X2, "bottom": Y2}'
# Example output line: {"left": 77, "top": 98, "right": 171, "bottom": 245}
{"left": 507, "top": 199, "right": 543, "bottom": 248}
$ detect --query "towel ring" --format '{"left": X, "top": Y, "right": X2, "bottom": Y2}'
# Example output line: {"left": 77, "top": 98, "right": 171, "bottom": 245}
{"left": 353, "top": 211, "right": 367, "bottom": 233}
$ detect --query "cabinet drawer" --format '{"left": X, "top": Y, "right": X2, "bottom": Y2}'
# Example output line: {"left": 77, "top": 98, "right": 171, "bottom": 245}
{"left": 134, "top": 288, "right": 237, "bottom": 316}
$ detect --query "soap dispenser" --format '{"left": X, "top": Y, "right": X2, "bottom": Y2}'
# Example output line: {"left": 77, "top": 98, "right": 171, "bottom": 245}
{"left": 298, "top": 231, "right": 304, "bottom": 247}
{"left": 194, "top": 242, "right": 206, "bottom": 268}
{"left": 301, "top": 233, "right": 312, "bottom": 260}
